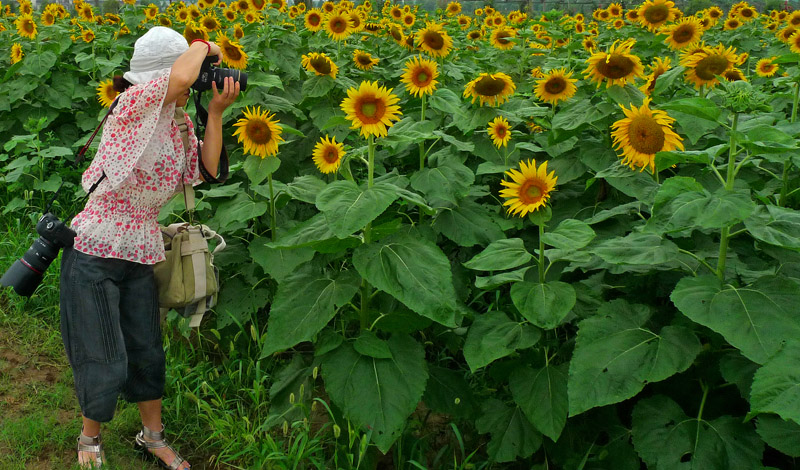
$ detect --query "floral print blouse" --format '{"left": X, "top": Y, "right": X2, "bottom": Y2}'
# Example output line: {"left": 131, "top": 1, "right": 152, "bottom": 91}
{"left": 71, "top": 71, "right": 201, "bottom": 265}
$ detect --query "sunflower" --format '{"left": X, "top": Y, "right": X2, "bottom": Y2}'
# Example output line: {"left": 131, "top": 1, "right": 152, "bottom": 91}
{"left": 353, "top": 49, "right": 379, "bottom": 71}
{"left": 490, "top": 26, "right": 516, "bottom": 50}
{"left": 707, "top": 6, "right": 723, "bottom": 19}
{"left": 640, "top": 56, "right": 671, "bottom": 95}
{"left": 15, "top": 15, "right": 37, "bottom": 39}
{"left": 233, "top": 23, "right": 244, "bottom": 39}
{"left": 340, "top": 81, "right": 402, "bottom": 138}
{"left": 723, "top": 67, "right": 746, "bottom": 82}
{"left": 487, "top": 116, "right": 512, "bottom": 148}
{"left": 534, "top": 68, "right": 578, "bottom": 106}
{"left": 788, "top": 11, "right": 800, "bottom": 27}
{"left": 681, "top": 44, "right": 738, "bottom": 89}
{"left": 789, "top": 31, "right": 800, "bottom": 54}
{"left": 223, "top": 8, "right": 237, "bottom": 21}
{"left": 251, "top": 0, "right": 267, "bottom": 10}
{"left": 401, "top": 12, "right": 415, "bottom": 28}
{"left": 303, "top": 9, "right": 322, "bottom": 31}
{"left": 349, "top": 11, "right": 365, "bottom": 33}
{"left": 144, "top": 4, "right": 158, "bottom": 20}
{"left": 18, "top": 0, "right": 33, "bottom": 15}
{"left": 466, "top": 29, "right": 482, "bottom": 40}
{"left": 637, "top": 0, "right": 679, "bottom": 31}
{"left": 176, "top": 7, "right": 191, "bottom": 22}
{"left": 234, "top": 0, "right": 250, "bottom": 11}
{"left": 400, "top": 55, "right": 439, "bottom": 97}
{"left": 10, "top": 43, "right": 23, "bottom": 64}
{"left": 457, "top": 15, "right": 471, "bottom": 29}
{"left": 389, "top": 5, "right": 402, "bottom": 20}
{"left": 583, "top": 39, "right": 645, "bottom": 88}
{"left": 233, "top": 107, "right": 284, "bottom": 158}
{"left": 416, "top": 21, "right": 453, "bottom": 58}
{"left": 79, "top": 3, "right": 94, "bottom": 21}
{"left": 183, "top": 23, "right": 209, "bottom": 42}
{"left": 446, "top": 1, "right": 461, "bottom": 17}
{"left": 723, "top": 17, "right": 741, "bottom": 30}
{"left": 463, "top": 72, "right": 516, "bottom": 107}
{"left": 610, "top": 98, "right": 683, "bottom": 173}
{"left": 608, "top": 2, "right": 623, "bottom": 17}
{"left": 218, "top": 33, "right": 248, "bottom": 69}
{"left": 736, "top": 6, "right": 757, "bottom": 22}
{"left": 301, "top": 52, "right": 338, "bottom": 78}
{"left": 661, "top": 16, "right": 703, "bottom": 50}
{"left": 324, "top": 11, "right": 350, "bottom": 40}
{"left": 41, "top": 11, "right": 56, "bottom": 26}
{"left": 81, "top": 28, "right": 95, "bottom": 42}
{"left": 96, "top": 79, "right": 119, "bottom": 107}
{"left": 243, "top": 11, "right": 260, "bottom": 23}
{"left": 199, "top": 13, "right": 221, "bottom": 31}
{"left": 312, "top": 135, "right": 345, "bottom": 174}
{"left": 499, "top": 159, "right": 557, "bottom": 217}
{"left": 582, "top": 36, "right": 597, "bottom": 51}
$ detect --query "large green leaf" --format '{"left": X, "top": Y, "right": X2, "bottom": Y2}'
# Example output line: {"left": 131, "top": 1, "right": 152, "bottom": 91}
{"left": 321, "top": 335, "right": 428, "bottom": 453}
{"left": 646, "top": 177, "right": 755, "bottom": 235}
{"left": 265, "top": 356, "right": 313, "bottom": 427}
{"left": 463, "top": 238, "right": 533, "bottom": 271}
{"left": 410, "top": 157, "right": 474, "bottom": 203}
{"left": 268, "top": 213, "right": 339, "bottom": 249}
{"left": 215, "top": 282, "right": 271, "bottom": 330}
{"left": 463, "top": 311, "right": 541, "bottom": 372}
{"left": 286, "top": 175, "right": 327, "bottom": 204}
{"left": 750, "top": 341, "right": 800, "bottom": 424}
{"left": 632, "top": 395, "right": 763, "bottom": 470}
{"left": 510, "top": 364, "right": 569, "bottom": 442}
{"left": 568, "top": 299, "right": 701, "bottom": 416}
{"left": 353, "top": 232, "right": 461, "bottom": 327}
{"left": 301, "top": 75, "right": 336, "bottom": 98}
{"left": 316, "top": 180, "right": 399, "bottom": 238}
{"left": 213, "top": 193, "right": 269, "bottom": 229}
{"left": 756, "top": 415, "right": 800, "bottom": 458}
{"left": 423, "top": 366, "right": 478, "bottom": 419}
{"left": 249, "top": 237, "right": 315, "bottom": 282}
{"left": 541, "top": 219, "right": 596, "bottom": 251}
{"left": 476, "top": 399, "right": 542, "bottom": 463}
{"left": 260, "top": 268, "right": 360, "bottom": 357}
{"left": 744, "top": 205, "right": 800, "bottom": 251}
{"left": 433, "top": 199, "right": 506, "bottom": 247}
{"left": 510, "top": 281, "right": 576, "bottom": 329}
{"left": 243, "top": 154, "right": 280, "bottom": 185}
{"left": 591, "top": 232, "right": 680, "bottom": 265}
{"left": 659, "top": 98, "right": 721, "bottom": 122}
{"left": 671, "top": 275, "right": 800, "bottom": 364}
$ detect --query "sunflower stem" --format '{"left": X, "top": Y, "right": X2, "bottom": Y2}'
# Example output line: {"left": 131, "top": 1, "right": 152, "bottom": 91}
{"left": 716, "top": 112, "right": 738, "bottom": 280}
{"left": 360, "top": 135, "right": 376, "bottom": 330}
{"left": 779, "top": 82, "right": 799, "bottom": 206}
{"left": 419, "top": 94, "right": 427, "bottom": 171}
{"left": 538, "top": 223, "right": 546, "bottom": 283}
{"left": 695, "top": 382, "right": 710, "bottom": 447}
{"left": 268, "top": 172, "right": 277, "bottom": 242}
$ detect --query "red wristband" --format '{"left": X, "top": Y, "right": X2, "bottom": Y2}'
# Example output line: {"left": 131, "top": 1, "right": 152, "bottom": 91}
{"left": 190, "top": 39, "right": 211, "bottom": 54}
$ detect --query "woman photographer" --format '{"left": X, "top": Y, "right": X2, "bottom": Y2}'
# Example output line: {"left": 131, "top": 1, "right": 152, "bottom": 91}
{"left": 60, "top": 27, "right": 239, "bottom": 469}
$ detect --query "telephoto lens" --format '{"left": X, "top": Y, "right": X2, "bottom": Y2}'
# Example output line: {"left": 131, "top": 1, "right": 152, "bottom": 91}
{"left": 192, "top": 56, "right": 248, "bottom": 92}
{"left": 0, "top": 213, "right": 76, "bottom": 297}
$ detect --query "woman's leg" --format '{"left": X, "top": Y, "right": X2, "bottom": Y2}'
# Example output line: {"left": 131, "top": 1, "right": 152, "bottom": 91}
{"left": 116, "top": 262, "right": 190, "bottom": 469}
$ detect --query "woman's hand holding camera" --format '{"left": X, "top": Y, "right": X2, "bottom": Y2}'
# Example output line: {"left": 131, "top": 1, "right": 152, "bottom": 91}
{"left": 209, "top": 76, "right": 240, "bottom": 115}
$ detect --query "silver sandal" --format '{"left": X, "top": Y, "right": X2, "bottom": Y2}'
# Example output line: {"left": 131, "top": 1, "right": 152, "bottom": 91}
{"left": 134, "top": 423, "right": 189, "bottom": 470}
{"left": 77, "top": 430, "right": 105, "bottom": 469}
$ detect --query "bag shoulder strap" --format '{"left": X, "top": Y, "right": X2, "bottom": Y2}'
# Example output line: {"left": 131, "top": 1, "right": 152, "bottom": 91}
{"left": 174, "top": 108, "right": 196, "bottom": 213}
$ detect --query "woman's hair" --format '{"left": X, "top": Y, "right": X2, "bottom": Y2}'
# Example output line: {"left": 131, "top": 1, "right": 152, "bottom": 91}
{"left": 112, "top": 75, "right": 133, "bottom": 93}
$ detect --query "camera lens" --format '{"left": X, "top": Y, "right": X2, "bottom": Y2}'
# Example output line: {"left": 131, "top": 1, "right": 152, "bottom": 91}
{"left": 0, "top": 237, "right": 59, "bottom": 297}
{"left": 213, "top": 67, "right": 248, "bottom": 92}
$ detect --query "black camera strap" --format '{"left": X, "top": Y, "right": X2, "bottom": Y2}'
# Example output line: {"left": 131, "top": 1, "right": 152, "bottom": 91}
{"left": 193, "top": 91, "right": 229, "bottom": 184}
{"left": 44, "top": 99, "right": 119, "bottom": 215}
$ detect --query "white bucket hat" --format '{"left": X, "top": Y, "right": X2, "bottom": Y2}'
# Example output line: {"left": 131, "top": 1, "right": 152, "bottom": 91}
{"left": 122, "top": 26, "right": 189, "bottom": 85}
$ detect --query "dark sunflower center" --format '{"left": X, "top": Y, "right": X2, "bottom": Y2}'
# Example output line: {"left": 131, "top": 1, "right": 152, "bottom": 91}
{"left": 643, "top": 5, "right": 669, "bottom": 23}
{"left": 390, "top": 26, "right": 402, "bottom": 40}
{"left": 519, "top": 180, "right": 544, "bottom": 204}
{"left": 740, "top": 8, "right": 753, "bottom": 18}
{"left": 324, "top": 148, "right": 339, "bottom": 163}
{"left": 628, "top": 115, "right": 665, "bottom": 154}
{"left": 495, "top": 126, "right": 506, "bottom": 138}
{"left": 695, "top": 54, "right": 729, "bottom": 80}
{"left": 474, "top": 76, "right": 507, "bottom": 96}
{"left": 23, "top": 20, "right": 34, "bottom": 33}
{"left": 351, "top": 16, "right": 361, "bottom": 28}
{"left": 246, "top": 120, "right": 272, "bottom": 144}
{"left": 496, "top": 32, "right": 511, "bottom": 44}
{"left": 597, "top": 53, "right": 635, "bottom": 79}
{"left": 423, "top": 30, "right": 444, "bottom": 50}
{"left": 468, "top": 31, "right": 480, "bottom": 39}
{"left": 673, "top": 24, "right": 695, "bottom": 43}
{"left": 308, "top": 14, "right": 321, "bottom": 26}
{"left": 709, "top": 9, "right": 720, "bottom": 18}
{"left": 357, "top": 54, "right": 372, "bottom": 65}
{"left": 358, "top": 98, "right": 385, "bottom": 123}
{"left": 544, "top": 77, "right": 566, "bottom": 94}
{"left": 225, "top": 45, "right": 242, "bottom": 60}
{"left": 392, "top": 9, "right": 401, "bottom": 18}
{"left": 791, "top": 17, "right": 800, "bottom": 26}
{"left": 725, "top": 70, "right": 744, "bottom": 81}
{"left": 599, "top": 11, "right": 609, "bottom": 19}
{"left": 404, "top": 16, "right": 413, "bottom": 24}
{"left": 415, "top": 70, "right": 430, "bottom": 85}
{"left": 310, "top": 56, "right": 332, "bottom": 75}
{"left": 203, "top": 19, "right": 218, "bottom": 30}
{"left": 331, "top": 18, "right": 347, "bottom": 33}
{"left": 727, "top": 19, "right": 739, "bottom": 28}
{"left": 493, "top": 17, "right": 502, "bottom": 25}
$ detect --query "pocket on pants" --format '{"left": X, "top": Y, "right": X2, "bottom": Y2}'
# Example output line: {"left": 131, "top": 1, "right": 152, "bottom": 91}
{"left": 67, "top": 279, "right": 125, "bottom": 365}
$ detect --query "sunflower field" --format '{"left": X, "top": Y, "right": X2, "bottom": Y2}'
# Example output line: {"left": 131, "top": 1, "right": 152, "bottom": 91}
{"left": 3, "top": 0, "right": 800, "bottom": 467}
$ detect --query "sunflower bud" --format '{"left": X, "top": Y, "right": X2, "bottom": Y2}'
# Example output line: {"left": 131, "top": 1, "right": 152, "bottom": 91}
{"left": 299, "top": 384, "right": 305, "bottom": 398}
{"left": 312, "top": 366, "right": 319, "bottom": 380}
{"left": 289, "top": 392, "right": 296, "bottom": 404}
{"left": 282, "top": 420, "right": 289, "bottom": 435}
{"left": 719, "top": 80, "right": 770, "bottom": 114}
{"left": 333, "top": 424, "right": 342, "bottom": 438}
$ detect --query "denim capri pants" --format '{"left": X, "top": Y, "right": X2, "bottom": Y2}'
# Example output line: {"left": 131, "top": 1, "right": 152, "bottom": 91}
{"left": 59, "top": 245, "right": 166, "bottom": 423}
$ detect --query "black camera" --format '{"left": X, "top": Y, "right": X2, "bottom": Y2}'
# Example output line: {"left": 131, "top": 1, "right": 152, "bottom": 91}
{"left": 191, "top": 55, "right": 247, "bottom": 92}
{"left": 0, "top": 212, "right": 76, "bottom": 297}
